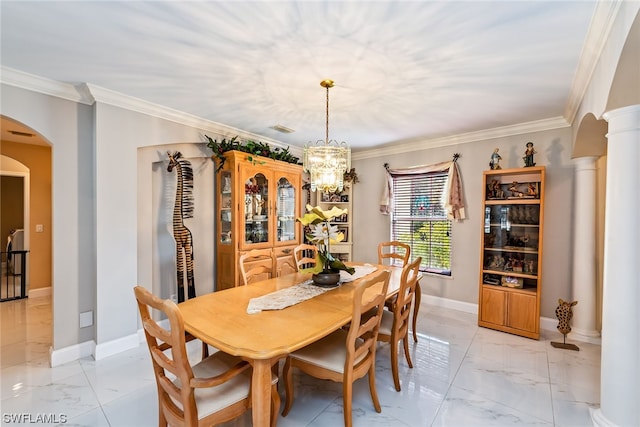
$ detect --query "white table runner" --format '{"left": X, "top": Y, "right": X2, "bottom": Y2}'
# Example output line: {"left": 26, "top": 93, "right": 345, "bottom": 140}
{"left": 246, "top": 264, "right": 378, "bottom": 314}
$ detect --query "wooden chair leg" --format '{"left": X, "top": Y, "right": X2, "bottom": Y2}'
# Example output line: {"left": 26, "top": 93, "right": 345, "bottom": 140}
{"left": 412, "top": 283, "right": 422, "bottom": 342}
{"left": 281, "top": 357, "right": 294, "bottom": 416}
{"left": 402, "top": 335, "right": 413, "bottom": 369}
{"left": 343, "top": 380, "right": 353, "bottom": 427}
{"left": 367, "top": 365, "right": 381, "bottom": 412}
{"left": 390, "top": 340, "right": 401, "bottom": 392}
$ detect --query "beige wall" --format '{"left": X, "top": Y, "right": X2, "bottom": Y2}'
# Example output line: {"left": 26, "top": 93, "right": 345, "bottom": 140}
{"left": 0, "top": 141, "right": 52, "bottom": 289}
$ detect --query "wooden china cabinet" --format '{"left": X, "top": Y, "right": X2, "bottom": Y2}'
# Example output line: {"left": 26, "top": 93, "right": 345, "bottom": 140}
{"left": 215, "top": 150, "right": 303, "bottom": 290}
{"left": 477, "top": 166, "right": 545, "bottom": 339}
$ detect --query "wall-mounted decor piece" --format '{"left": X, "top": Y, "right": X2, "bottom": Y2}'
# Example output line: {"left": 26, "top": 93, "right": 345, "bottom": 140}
{"left": 167, "top": 151, "right": 196, "bottom": 303}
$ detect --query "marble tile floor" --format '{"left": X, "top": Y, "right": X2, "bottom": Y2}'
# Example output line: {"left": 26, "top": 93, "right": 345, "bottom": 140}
{"left": 0, "top": 295, "right": 600, "bottom": 426}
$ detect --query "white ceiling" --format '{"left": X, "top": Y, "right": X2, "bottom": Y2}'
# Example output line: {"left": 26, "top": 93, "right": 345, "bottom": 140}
{"left": 1, "top": 1, "right": 599, "bottom": 150}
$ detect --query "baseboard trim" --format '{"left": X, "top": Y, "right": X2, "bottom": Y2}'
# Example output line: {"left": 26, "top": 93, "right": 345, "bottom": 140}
{"left": 29, "top": 286, "right": 52, "bottom": 298}
{"left": 49, "top": 340, "right": 95, "bottom": 367}
{"left": 424, "top": 294, "right": 478, "bottom": 314}
{"left": 423, "top": 297, "right": 600, "bottom": 345}
{"left": 94, "top": 333, "right": 139, "bottom": 361}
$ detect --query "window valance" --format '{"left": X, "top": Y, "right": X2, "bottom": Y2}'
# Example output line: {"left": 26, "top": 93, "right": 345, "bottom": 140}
{"left": 379, "top": 158, "right": 466, "bottom": 221}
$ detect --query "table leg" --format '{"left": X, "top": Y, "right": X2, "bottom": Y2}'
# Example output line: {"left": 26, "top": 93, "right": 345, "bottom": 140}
{"left": 412, "top": 281, "right": 422, "bottom": 342}
{"left": 252, "top": 359, "right": 272, "bottom": 427}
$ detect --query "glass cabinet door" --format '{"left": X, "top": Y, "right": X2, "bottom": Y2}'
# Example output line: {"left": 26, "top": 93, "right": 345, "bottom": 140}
{"left": 244, "top": 172, "right": 269, "bottom": 244}
{"left": 276, "top": 177, "right": 296, "bottom": 243}
{"left": 219, "top": 170, "right": 233, "bottom": 245}
{"left": 482, "top": 203, "right": 540, "bottom": 289}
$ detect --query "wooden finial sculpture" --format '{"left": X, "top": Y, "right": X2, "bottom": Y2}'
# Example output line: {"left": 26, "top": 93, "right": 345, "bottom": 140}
{"left": 551, "top": 299, "right": 579, "bottom": 351}
{"left": 167, "top": 151, "right": 196, "bottom": 303}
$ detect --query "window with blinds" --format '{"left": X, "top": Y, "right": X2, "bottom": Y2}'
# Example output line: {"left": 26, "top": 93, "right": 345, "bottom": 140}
{"left": 390, "top": 172, "right": 452, "bottom": 276}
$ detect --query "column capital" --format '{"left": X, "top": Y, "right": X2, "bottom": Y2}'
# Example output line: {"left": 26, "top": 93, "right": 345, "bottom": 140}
{"left": 603, "top": 104, "right": 640, "bottom": 134}
{"left": 573, "top": 156, "right": 598, "bottom": 171}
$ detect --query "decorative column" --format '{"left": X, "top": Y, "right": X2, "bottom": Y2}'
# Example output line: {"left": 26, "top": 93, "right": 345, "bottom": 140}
{"left": 591, "top": 105, "right": 640, "bottom": 427}
{"left": 570, "top": 157, "right": 600, "bottom": 343}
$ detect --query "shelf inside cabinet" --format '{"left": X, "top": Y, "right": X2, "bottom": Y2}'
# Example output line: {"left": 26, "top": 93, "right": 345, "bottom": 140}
{"left": 481, "top": 283, "right": 538, "bottom": 295}
{"left": 482, "top": 269, "right": 537, "bottom": 279}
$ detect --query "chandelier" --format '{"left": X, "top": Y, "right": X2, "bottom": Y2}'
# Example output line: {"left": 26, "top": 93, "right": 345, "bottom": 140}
{"left": 303, "top": 79, "right": 351, "bottom": 193}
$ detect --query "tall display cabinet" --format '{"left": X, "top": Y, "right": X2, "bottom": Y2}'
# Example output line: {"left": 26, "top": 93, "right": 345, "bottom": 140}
{"left": 215, "top": 150, "right": 302, "bottom": 290}
{"left": 477, "top": 166, "right": 545, "bottom": 339}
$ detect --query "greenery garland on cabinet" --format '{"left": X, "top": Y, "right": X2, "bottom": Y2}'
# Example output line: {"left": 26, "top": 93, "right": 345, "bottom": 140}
{"left": 206, "top": 135, "right": 300, "bottom": 172}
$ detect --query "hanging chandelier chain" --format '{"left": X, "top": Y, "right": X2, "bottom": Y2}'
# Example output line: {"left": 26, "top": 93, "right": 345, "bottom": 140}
{"left": 303, "top": 78, "right": 351, "bottom": 193}
{"left": 325, "top": 83, "right": 330, "bottom": 145}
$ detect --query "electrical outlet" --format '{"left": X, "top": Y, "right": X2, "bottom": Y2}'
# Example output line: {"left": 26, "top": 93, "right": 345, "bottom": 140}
{"left": 36, "top": 224, "right": 44, "bottom": 233}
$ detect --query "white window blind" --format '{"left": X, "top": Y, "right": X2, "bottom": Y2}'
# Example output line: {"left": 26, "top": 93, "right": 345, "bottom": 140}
{"left": 391, "top": 172, "right": 452, "bottom": 276}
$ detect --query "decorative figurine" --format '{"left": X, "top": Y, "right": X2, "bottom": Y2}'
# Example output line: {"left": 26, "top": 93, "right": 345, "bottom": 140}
{"left": 489, "top": 148, "right": 502, "bottom": 170}
{"left": 523, "top": 142, "right": 536, "bottom": 167}
{"left": 551, "top": 299, "right": 579, "bottom": 351}
{"left": 488, "top": 179, "right": 504, "bottom": 199}
{"left": 167, "top": 151, "right": 197, "bottom": 303}
{"left": 527, "top": 182, "right": 538, "bottom": 197}
{"left": 509, "top": 181, "right": 525, "bottom": 198}
{"left": 254, "top": 194, "right": 265, "bottom": 216}
{"left": 222, "top": 175, "right": 231, "bottom": 193}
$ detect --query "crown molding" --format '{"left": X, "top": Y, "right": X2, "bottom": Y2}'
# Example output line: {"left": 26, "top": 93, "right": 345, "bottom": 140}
{"left": 1, "top": 66, "right": 93, "bottom": 104}
{"left": 564, "top": 0, "right": 622, "bottom": 125}
{"left": 353, "top": 117, "right": 569, "bottom": 161}
{"left": 81, "top": 83, "right": 292, "bottom": 152}
{"left": 0, "top": 66, "right": 294, "bottom": 154}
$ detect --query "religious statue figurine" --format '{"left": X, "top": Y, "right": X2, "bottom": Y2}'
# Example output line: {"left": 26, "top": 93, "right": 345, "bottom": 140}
{"left": 489, "top": 148, "right": 502, "bottom": 170}
{"left": 523, "top": 141, "right": 537, "bottom": 167}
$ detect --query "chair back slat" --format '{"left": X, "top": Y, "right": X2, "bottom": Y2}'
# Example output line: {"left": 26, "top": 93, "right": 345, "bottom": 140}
{"left": 294, "top": 244, "right": 318, "bottom": 271}
{"left": 134, "top": 286, "right": 199, "bottom": 425}
{"left": 394, "top": 257, "right": 421, "bottom": 330}
{"left": 239, "top": 248, "right": 275, "bottom": 285}
{"left": 377, "top": 241, "right": 411, "bottom": 267}
{"left": 345, "top": 270, "right": 390, "bottom": 370}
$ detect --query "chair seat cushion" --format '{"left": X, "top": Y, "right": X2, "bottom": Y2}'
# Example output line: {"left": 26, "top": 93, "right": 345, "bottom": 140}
{"left": 289, "top": 329, "right": 365, "bottom": 373}
{"left": 378, "top": 310, "right": 394, "bottom": 336}
{"left": 174, "top": 351, "right": 277, "bottom": 418}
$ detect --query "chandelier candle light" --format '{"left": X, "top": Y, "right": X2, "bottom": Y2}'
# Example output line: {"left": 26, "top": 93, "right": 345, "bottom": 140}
{"left": 303, "top": 79, "right": 351, "bottom": 193}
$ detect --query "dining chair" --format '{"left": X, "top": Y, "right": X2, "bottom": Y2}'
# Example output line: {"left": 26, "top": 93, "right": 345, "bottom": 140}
{"left": 293, "top": 243, "right": 318, "bottom": 271}
{"left": 133, "top": 286, "right": 280, "bottom": 427}
{"left": 378, "top": 240, "right": 421, "bottom": 343}
{"left": 377, "top": 240, "right": 410, "bottom": 267}
{"left": 239, "top": 248, "right": 275, "bottom": 285}
{"left": 376, "top": 256, "right": 421, "bottom": 391}
{"left": 281, "top": 269, "right": 391, "bottom": 427}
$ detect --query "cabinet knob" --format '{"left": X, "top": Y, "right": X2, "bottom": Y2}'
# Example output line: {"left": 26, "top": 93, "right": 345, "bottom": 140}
{"left": 282, "top": 248, "right": 292, "bottom": 254}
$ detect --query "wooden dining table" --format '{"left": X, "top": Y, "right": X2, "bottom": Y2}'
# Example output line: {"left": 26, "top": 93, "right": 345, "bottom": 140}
{"left": 178, "top": 264, "right": 414, "bottom": 427}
